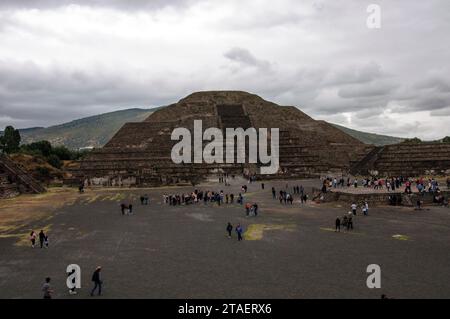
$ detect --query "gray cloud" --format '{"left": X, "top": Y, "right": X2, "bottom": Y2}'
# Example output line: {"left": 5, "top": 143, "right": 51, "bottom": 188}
{"left": 0, "top": 0, "right": 449, "bottom": 140}
{"left": 224, "top": 47, "right": 271, "bottom": 71}
{"left": 0, "top": 0, "right": 197, "bottom": 11}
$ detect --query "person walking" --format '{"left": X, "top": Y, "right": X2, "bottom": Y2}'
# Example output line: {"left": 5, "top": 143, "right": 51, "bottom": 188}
{"left": 90, "top": 266, "right": 103, "bottom": 296}
{"left": 335, "top": 217, "right": 341, "bottom": 232}
{"left": 44, "top": 234, "right": 49, "bottom": 248}
{"left": 226, "top": 222, "right": 233, "bottom": 238}
{"left": 30, "top": 230, "right": 37, "bottom": 248}
{"left": 363, "top": 201, "right": 369, "bottom": 216}
{"left": 42, "top": 277, "right": 53, "bottom": 299}
{"left": 236, "top": 224, "right": 244, "bottom": 241}
{"left": 39, "top": 230, "right": 45, "bottom": 248}
{"left": 245, "top": 202, "right": 251, "bottom": 216}
{"left": 253, "top": 203, "right": 258, "bottom": 216}
{"left": 347, "top": 216, "right": 353, "bottom": 231}
{"left": 351, "top": 202, "right": 357, "bottom": 215}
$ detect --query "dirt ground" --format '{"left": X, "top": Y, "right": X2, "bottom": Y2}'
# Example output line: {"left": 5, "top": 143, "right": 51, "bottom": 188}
{"left": 1, "top": 178, "right": 450, "bottom": 299}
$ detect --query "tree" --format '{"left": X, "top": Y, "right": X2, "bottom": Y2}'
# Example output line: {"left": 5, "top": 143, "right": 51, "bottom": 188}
{"left": 24, "top": 141, "right": 52, "bottom": 157}
{"left": 402, "top": 137, "right": 422, "bottom": 144}
{"left": 47, "top": 154, "right": 62, "bottom": 169}
{"left": 52, "top": 146, "right": 73, "bottom": 160}
{"left": 0, "top": 126, "right": 21, "bottom": 153}
{"left": 443, "top": 136, "right": 450, "bottom": 143}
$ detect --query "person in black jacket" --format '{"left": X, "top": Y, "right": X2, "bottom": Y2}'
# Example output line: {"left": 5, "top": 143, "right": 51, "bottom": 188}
{"left": 90, "top": 266, "right": 103, "bottom": 296}
{"left": 226, "top": 222, "right": 233, "bottom": 238}
{"left": 335, "top": 217, "right": 341, "bottom": 232}
{"left": 39, "top": 230, "right": 45, "bottom": 248}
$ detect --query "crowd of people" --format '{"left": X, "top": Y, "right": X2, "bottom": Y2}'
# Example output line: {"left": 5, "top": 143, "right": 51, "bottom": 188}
{"left": 322, "top": 175, "right": 448, "bottom": 195}
{"left": 271, "top": 184, "right": 308, "bottom": 205}
{"left": 161, "top": 186, "right": 260, "bottom": 208}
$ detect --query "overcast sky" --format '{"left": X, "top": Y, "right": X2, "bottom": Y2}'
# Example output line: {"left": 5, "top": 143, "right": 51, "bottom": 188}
{"left": 0, "top": 0, "right": 449, "bottom": 139}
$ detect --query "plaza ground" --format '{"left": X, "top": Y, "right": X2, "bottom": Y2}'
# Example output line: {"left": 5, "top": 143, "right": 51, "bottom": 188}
{"left": 0, "top": 178, "right": 450, "bottom": 299}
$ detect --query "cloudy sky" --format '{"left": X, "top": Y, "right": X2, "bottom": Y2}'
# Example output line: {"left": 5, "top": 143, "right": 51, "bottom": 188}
{"left": 0, "top": 0, "right": 449, "bottom": 139}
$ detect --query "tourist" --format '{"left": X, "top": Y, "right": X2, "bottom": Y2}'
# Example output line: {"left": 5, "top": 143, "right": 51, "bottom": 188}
{"left": 129, "top": 204, "right": 133, "bottom": 214}
{"left": 416, "top": 199, "right": 422, "bottom": 210}
{"left": 272, "top": 187, "right": 276, "bottom": 199}
{"left": 90, "top": 266, "right": 103, "bottom": 296}
{"left": 362, "top": 201, "right": 369, "bottom": 216}
{"left": 354, "top": 179, "right": 358, "bottom": 188}
{"left": 302, "top": 194, "right": 308, "bottom": 204}
{"left": 120, "top": 203, "right": 126, "bottom": 215}
{"left": 39, "top": 230, "right": 45, "bottom": 248}
{"left": 236, "top": 224, "right": 244, "bottom": 241}
{"left": 226, "top": 222, "right": 233, "bottom": 238}
{"left": 321, "top": 182, "right": 327, "bottom": 193}
{"left": 30, "top": 230, "right": 37, "bottom": 248}
{"left": 42, "top": 277, "right": 53, "bottom": 299}
{"left": 245, "top": 202, "right": 251, "bottom": 216}
{"left": 44, "top": 234, "right": 49, "bottom": 248}
{"left": 238, "top": 193, "right": 243, "bottom": 205}
{"left": 335, "top": 217, "right": 341, "bottom": 232}
{"left": 261, "top": 183, "right": 265, "bottom": 190}
{"left": 351, "top": 202, "right": 357, "bottom": 215}
{"left": 342, "top": 215, "right": 348, "bottom": 229}
{"left": 347, "top": 216, "right": 353, "bottom": 231}
{"left": 253, "top": 203, "right": 258, "bottom": 217}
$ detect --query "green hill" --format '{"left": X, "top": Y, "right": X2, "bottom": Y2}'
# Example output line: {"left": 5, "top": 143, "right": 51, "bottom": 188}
{"left": 330, "top": 123, "right": 405, "bottom": 146}
{"left": 17, "top": 108, "right": 404, "bottom": 149}
{"left": 20, "top": 108, "right": 156, "bottom": 149}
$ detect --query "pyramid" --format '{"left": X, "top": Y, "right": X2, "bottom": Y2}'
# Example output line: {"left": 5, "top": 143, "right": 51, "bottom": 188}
{"left": 75, "top": 91, "right": 371, "bottom": 186}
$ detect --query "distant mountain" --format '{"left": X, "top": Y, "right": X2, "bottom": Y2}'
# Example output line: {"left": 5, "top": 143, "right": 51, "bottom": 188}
{"left": 19, "top": 108, "right": 157, "bottom": 149}
{"left": 17, "top": 107, "right": 404, "bottom": 149}
{"left": 330, "top": 123, "right": 405, "bottom": 146}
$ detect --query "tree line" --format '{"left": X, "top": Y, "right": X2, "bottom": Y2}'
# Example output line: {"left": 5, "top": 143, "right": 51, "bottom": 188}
{"left": 0, "top": 125, "right": 89, "bottom": 169}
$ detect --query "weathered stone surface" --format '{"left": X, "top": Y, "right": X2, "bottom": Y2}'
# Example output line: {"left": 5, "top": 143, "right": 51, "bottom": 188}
{"left": 75, "top": 91, "right": 450, "bottom": 187}
{"left": 350, "top": 142, "right": 450, "bottom": 177}
{"left": 0, "top": 154, "right": 46, "bottom": 198}
{"left": 75, "top": 91, "right": 367, "bottom": 186}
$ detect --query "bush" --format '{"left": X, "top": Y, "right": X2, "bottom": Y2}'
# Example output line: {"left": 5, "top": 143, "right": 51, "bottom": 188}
{"left": 22, "top": 141, "right": 52, "bottom": 157}
{"left": 47, "top": 154, "right": 62, "bottom": 169}
{"left": 402, "top": 137, "right": 422, "bottom": 144}
{"left": 52, "top": 146, "right": 73, "bottom": 160}
{"left": 35, "top": 166, "right": 50, "bottom": 180}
